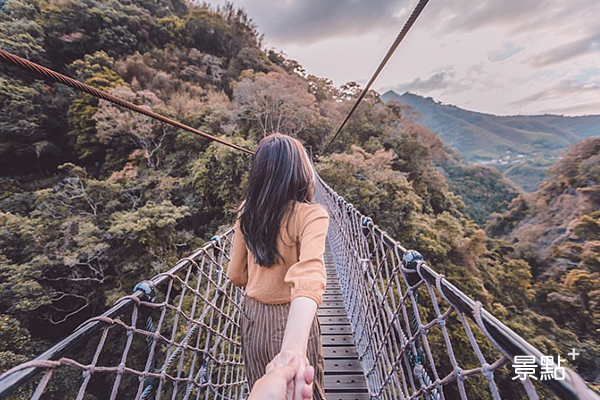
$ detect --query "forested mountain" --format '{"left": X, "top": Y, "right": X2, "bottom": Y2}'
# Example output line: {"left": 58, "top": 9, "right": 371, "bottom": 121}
{"left": 382, "top": 91, "right": 600, "bottom": 191}
{"left": 439, "top": 157, "right": 521, "bottom": 225}
{"left": 488, "top": 138, "right": 600, "bottom": 383}
{"left": 0, "top": 0, "right": 598, "bottom": 397}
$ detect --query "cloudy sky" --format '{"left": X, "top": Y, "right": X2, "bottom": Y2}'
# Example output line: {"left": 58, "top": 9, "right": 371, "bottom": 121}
{"left": 210, "top": 0, "right": 600, "bottom": 116}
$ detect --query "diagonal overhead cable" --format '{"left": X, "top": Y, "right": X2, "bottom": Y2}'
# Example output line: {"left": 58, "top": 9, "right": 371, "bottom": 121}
{"left": 322, "top": 0, "right": 430, "bottom": 154}
{"left": 0, "top": 49, "right": 255, "bottom": 155}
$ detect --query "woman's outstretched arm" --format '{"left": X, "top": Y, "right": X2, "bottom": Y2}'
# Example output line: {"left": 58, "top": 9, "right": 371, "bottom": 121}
{"left": 268, "top": 297, "right": 318, "bottom": 400}
{"left": 265, "top": 297, "right": 318, "bottom": 400}
{"left": 265, "top": 297, "right": 318, "bottom": 399}
{"left": 270, "top": 204, "right": 329, "bottom": 399}
{"left": 281, "top": 296, "right": 319, "bottom": 354}
{"left": 281, "top": 205, "right": 328, "bottom": 356}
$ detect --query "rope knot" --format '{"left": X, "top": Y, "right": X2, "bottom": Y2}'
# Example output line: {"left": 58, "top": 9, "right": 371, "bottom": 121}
{"left": 482, "top": 363, "right": 494, "bottom": 380}
{"left": 455, "top": 367, "right": 465, "bottom": 381}
{"left": 436, "top": 314, "right": 446, "bottom": 324}
{"left": 214, "top": 287, "right": 226, "bottom": 298}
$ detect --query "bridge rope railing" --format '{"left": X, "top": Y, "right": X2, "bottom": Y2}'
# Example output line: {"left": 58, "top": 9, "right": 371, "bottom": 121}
{"left": 0, "top": 230, "right": 248, "bottom": 400}
{"left": 314, "top": 175, "right": 599, "bottom": 400}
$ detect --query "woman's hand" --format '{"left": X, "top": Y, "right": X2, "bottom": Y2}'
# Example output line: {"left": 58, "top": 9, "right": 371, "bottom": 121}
{"left": 266, "top": 351, "right": 314, "bottom": 400}
{"left": 250, "top": 355, "right": 314, "bottom": 400}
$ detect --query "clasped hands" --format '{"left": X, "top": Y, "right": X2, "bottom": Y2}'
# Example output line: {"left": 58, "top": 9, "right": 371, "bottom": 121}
{"left": 248, "top": 350, "right": 314, "bottom": 400}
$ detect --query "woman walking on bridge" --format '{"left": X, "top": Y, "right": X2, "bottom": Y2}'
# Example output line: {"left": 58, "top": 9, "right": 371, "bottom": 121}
{"left": 228, "top": 133, "right": 329, "bottom": 400}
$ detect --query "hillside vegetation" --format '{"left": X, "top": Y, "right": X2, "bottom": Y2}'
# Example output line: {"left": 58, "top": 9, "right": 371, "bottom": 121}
{"left": 439, "top": 158, "right": 521, "bottom": 225}
{"left": 0, "top": 0, "right": 597, "bottom": 397}
{"left": 488, "top": 138, "right": 600, "bottom": 381}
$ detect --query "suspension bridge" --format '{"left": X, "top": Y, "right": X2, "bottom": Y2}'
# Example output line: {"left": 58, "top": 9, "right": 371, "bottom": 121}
{"left": 0, "top": 175, "right": 597, "bottom": 399}
{"left": 1, "top": 0, "right": 599, "bottom": 397}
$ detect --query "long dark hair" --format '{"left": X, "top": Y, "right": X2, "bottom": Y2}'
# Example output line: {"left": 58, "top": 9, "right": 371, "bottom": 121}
{"left": 240, "top": 133, "right": 314, "bottom": 267}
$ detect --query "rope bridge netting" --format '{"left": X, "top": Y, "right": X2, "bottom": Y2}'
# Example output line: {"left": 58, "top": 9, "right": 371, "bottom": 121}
{"left": 0, "top": 177, "right": 598, "bottom": 400}
{"left": 313, "top": 177, "right": 597, "bottom": 400}
{"left": 0, "top": 230, "right": 247, "bottom": 400}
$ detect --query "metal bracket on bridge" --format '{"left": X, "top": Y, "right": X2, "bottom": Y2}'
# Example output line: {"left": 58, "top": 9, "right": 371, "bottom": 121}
{"left": 361, "top": 216, "right": 373, "bottom": 236}
{"left": 402, "top": 249, "right": 424, "bottom": 288}
{"left": 210, "top": 235, "right": 222, "bottom": 249}
{"left": 134, "top": 280, "right": 157, "bottom": 303}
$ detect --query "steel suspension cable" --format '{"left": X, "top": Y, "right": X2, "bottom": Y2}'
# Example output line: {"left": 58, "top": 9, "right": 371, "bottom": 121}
{"left": 0, "top": 49, "right": 255, "bottom": 155}
{"left": 322, "top": 0, "right": 430, "bottom": 154}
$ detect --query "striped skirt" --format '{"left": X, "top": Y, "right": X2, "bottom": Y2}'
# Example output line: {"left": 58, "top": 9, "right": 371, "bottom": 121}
{"left": 241, "top": 296, "right": 325, "bottom": 400}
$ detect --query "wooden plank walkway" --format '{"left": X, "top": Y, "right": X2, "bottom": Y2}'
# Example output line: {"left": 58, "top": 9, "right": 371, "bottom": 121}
{"left": 318, "top": 245, "right": 369, "bottom": 400}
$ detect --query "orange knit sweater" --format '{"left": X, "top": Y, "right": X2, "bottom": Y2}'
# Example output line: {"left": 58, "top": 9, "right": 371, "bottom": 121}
{"left": 227, "top": 202, "right": 329, "bottom": 306}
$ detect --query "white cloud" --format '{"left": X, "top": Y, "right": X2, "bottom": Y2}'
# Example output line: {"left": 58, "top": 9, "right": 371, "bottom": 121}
{"left": 529, "top": 33, "right": 600, "bottom": 67}
{"left": 383, "top": 70, "right": 471, "bottom": 95}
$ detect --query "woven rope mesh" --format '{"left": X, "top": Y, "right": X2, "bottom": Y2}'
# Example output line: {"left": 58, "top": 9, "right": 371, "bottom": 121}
{"left": 1, "top": 230, "right": 248, "bottom": 400}
{"left": 314, "top": 178, "right": 546, "bottom": 400}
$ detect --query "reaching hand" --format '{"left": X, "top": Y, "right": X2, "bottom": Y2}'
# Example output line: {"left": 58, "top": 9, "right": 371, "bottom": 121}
{"left": 261, "top": 351, "right": 314, "bottom": 400}
{"left": 249, "top": 355, "right": 314, "bottom": 400}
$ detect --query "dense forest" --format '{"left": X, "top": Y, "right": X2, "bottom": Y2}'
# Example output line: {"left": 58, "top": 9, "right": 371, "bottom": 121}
{"left": 0, "top": 0, "right": 598, "bottom": 397}
{"left": 487, "top": 138, "right": 600, "bottom": 383}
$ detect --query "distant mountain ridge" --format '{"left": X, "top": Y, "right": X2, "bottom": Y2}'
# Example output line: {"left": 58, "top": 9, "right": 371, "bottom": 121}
{"left": 381, "top": 91, "right": 600, "bottom": 162}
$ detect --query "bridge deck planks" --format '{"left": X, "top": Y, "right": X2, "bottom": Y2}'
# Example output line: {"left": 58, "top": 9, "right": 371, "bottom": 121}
{"left": 318, "top": 245, "right": 369, "bottom": 399}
